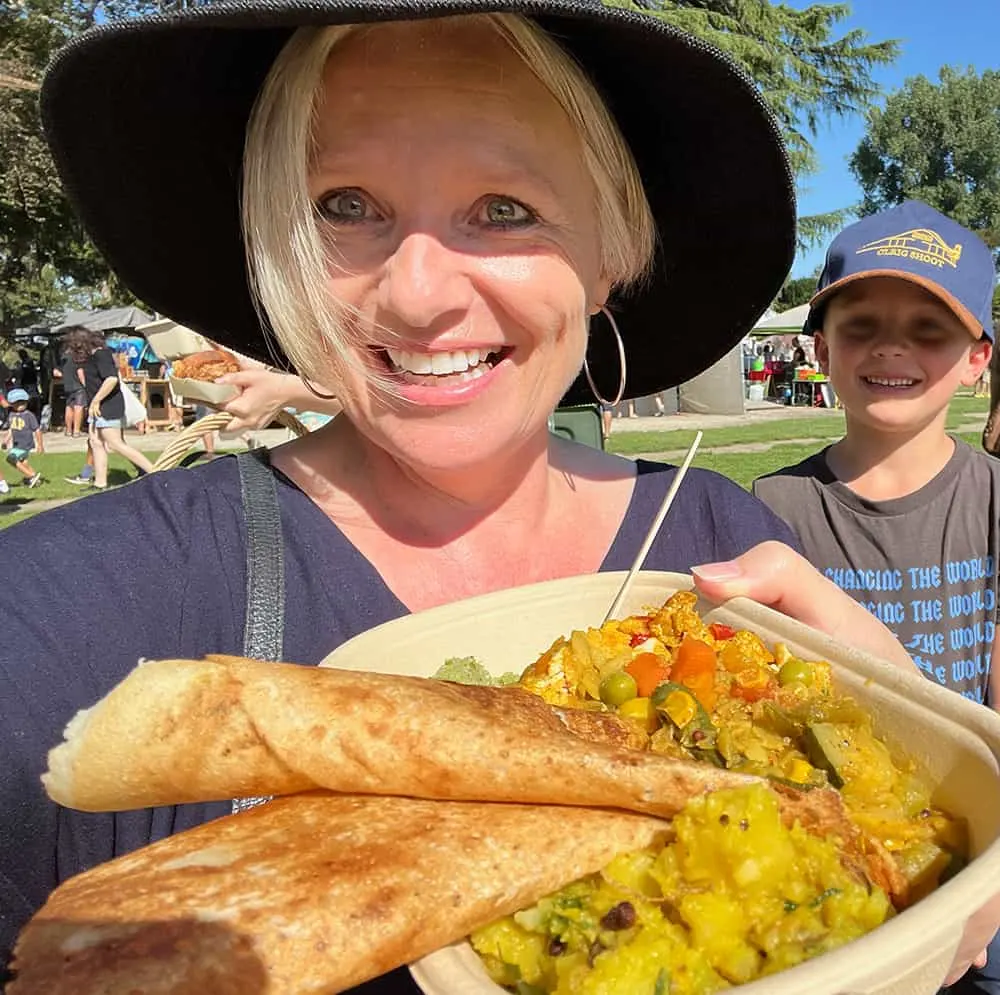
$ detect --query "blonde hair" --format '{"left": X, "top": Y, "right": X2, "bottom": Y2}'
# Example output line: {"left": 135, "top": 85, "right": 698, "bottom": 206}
{"left": 242, "top": 13, "right": 656, "bottom": 390}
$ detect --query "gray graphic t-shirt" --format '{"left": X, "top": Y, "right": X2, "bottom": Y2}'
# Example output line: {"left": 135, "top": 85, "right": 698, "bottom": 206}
{"left": 753, "top": 440, "right": 1000, "bottom": 704}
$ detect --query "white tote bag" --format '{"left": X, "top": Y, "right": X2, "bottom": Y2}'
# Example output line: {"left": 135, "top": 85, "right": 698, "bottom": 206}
{"left": 119, "top": 380, "right": 147, "bottom": 428}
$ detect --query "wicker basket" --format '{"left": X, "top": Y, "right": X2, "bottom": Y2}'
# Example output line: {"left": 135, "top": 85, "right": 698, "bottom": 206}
{"left": 150, "top": 409, "right": 309, "bottom": 473}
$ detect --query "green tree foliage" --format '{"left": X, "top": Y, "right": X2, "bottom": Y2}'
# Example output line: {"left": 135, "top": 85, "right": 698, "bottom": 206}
{"left": 0, "top": 0, "right": 162, "bottom": 330}
{"left": 775, "top": 275, "right": 816, "bottom": 310}
{"left": 851, "top": 67, "right": 1000, "bottom": 255}
{"left": 622, "top": 1, "right": 899, "bottom": 178}
{"left": 610, "top": 1, "right": 898, "bottom": 250}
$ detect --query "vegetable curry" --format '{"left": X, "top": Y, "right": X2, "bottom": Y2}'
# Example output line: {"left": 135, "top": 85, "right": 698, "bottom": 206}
{"left": 470, "top": 592, "right": 964, "bottom": 994}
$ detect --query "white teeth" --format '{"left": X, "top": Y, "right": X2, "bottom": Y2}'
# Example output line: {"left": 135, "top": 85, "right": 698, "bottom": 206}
{"left": 407, "top": 352, "right": 434, "bottom": 375}
{"left": 867, "top": 376, "right": 916, "bottom": 387}
{"left": 386, "top": 347, "right": 497, "bottom": 376}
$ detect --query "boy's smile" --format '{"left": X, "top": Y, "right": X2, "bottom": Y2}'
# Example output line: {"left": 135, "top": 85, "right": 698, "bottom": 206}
{"left": 815, "top": 277, "right": 991, "bottom": 435}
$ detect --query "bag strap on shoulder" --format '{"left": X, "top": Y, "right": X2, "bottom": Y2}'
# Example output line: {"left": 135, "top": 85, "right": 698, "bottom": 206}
{"left": 234, "top": 448, "right": 285, "bottom": 816}
{"left": 236, "top": 448, "right": 285, "bottom": 663}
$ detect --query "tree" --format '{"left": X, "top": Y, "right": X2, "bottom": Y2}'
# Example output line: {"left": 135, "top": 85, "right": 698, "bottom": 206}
{"left": 775, "top": 275, "right": 816, "bottom": 311}
{"left": 614, "top": 0, "right": 899, "bottom": 248}
{"left": 0, "top": 0, "right": 182, "bottom": 331}
{"left": 851, "top": 67, "right": 1000, "bottom": 254}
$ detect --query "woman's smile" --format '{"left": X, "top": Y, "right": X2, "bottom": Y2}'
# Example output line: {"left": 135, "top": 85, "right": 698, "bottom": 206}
{"left": 376, "top": 343, "right": 516, "bottom": 405}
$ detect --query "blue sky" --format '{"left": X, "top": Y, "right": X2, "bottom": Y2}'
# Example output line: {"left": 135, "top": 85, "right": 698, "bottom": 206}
{"left": 788, "top": 0, "right": 999, "bottom": 277}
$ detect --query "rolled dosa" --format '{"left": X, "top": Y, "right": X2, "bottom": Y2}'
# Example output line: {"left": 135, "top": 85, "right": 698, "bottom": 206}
{"left": 44, "top": 655, "right": 760, "bottom": 815}
{"left": 10, "top": 792, "right": 670, "bottom": 994}
{"left": 42, "top": 655, "right": 903, "bottom": 900}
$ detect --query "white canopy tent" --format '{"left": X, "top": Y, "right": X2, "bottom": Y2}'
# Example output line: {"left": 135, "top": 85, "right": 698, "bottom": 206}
{"left": 53, "top": 306, "right": 154, "bottom": 333}
{"left": 751, "top": 302, "right": 810, "bottom": 334}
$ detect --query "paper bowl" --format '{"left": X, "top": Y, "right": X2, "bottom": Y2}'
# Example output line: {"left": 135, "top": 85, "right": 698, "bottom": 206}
{"left": 166, "top": 376, "right": 238, "bottom": 407}
{"left": 321, "top": 572, "right": 1000, "bottom": 995}
{"left": 139, "top": 318, "right": 213, "bottom": 361}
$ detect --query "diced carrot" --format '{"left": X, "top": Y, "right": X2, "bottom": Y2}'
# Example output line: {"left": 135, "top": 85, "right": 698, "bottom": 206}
{"left": 671, "top": 637, "right": 717, "bottom": 683}
{"left": 625, "top": 652, "right": 672, "bottom": 698}
{"left": 709, "top": 623, "right": 736, "bottom": 641}
{"left": 670, "top": 637, "right": 719, "bottom": 710}
{"left": 729, "top": 666, "right": 777, "bottom": 703}
{"left": 730, "top": 682, "right": 777, "bottom": 703}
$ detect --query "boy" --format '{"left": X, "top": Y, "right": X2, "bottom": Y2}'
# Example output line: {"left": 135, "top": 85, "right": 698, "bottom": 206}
{"left": 754, "top": 200, "right": 998, "bottom": 993}
{"left": 2, "top": 388, "right": 44, "bottom": 488}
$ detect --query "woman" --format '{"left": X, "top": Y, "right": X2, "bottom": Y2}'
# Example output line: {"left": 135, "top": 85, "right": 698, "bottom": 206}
{"left": 2, "top": 1, "right": 994, "bottom": 990}
{"left": 63, "top": 327, "right": 154, "bottom": 488}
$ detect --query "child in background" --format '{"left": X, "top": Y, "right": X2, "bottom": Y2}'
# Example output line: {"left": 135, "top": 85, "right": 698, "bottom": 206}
{"left": 753, "top": 200, "right": 998, "bottom": 994}
{"left": 2, "top": 388, "right": 44, "bottom": 488}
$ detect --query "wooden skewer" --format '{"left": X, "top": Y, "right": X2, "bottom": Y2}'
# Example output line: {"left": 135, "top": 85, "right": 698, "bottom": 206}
{"left": 603, "top": 431, "right": 703, "bottom": 624}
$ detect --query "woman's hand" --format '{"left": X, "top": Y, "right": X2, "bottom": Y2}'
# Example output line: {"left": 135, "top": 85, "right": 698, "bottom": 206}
{"left": 87, "top": 399, "right": 101, "bottom": 421}
{"left": 692, "top": 541, "right": 1000, "bottom": 984}
{"left": 691, "top": 540, "right": 915, "bottom": 671}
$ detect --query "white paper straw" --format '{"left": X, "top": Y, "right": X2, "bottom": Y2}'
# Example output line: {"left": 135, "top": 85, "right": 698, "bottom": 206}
{"left": 603, "top": 430, "right": 703, "bottom": 624}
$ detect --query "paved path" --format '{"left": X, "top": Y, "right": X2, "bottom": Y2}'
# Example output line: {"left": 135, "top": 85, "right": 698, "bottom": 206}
{"left": 38, "top": 426, "right": 294, "bottom": 456}
{"left": 0, "top": 497, "right": 75, "bottom": 518}
{"left": 607, "top": 401, "right": 844, "bottom": 436}
{"left": 37, "top": 400, "right": 826, "bottom": 455}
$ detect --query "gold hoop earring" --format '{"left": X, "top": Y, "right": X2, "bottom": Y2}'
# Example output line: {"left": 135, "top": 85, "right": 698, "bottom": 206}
{"left": 300, "top": 376, "right": 338, "bottom": 401}
{"left": 583, "top": 306, "right": 627, "bottom": 408}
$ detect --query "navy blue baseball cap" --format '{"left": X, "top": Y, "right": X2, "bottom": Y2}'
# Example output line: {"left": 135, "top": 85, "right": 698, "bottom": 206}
{"left": 805, "top": 200, "right": 996, "bottom": 342}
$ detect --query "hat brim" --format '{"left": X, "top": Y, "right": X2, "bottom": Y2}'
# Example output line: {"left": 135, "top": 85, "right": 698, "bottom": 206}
{"left": 806, "top": 271, "right": 989, "bottom": 342}
{"left": 41, "top": 0, "right": 796, "bottom": 403}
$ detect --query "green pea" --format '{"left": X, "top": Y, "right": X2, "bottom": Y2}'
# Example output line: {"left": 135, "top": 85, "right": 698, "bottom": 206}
{"left": 600, "top": 671, "right": 638, "bottom": 707}
{"left": 778, "top": 658, "right": 814, "bottom": 687}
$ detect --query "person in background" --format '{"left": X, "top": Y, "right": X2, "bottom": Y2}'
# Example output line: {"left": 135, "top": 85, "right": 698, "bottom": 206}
{"left": 172, "top": 348, "right": 343, "bottom": 456}
{"left": 53, "top": 350, "right": 86, "bottom": 438}
{"left": 62, "top": 449, "right": 95, "bottom": 487}
{"left": 14, "top": 350, "right": 38, "bottom": 394}
{"left": 214, "top": 362, "right": 343, "bottom": 432}
{"left": 63, "top": 326, "right": 154, "bottom": 489}
{"left": 2, "top": 388, "right": 43, "bottom": 488}
{"left": 753, "top": 201, "right": 1000, "bottom": 995}
{"left": 975, "top": 365, "right": 991, "bottom": 398}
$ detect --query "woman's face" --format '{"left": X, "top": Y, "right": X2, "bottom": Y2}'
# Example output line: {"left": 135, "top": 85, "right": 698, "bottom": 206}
{"left": 307, "top": 19, "right": 610, "bottom": 472}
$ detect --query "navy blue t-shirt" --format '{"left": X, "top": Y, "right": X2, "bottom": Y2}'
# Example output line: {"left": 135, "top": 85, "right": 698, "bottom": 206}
{"left": 0, "top": 455, "right": 796, "bottom": 989}
{"left": 7, "top": 409, "right": 38, "bottom": 452}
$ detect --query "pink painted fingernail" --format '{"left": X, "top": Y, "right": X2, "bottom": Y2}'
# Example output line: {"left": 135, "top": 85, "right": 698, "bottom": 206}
{"left": 691, "top": 561, "right": 743, "bottom": 582}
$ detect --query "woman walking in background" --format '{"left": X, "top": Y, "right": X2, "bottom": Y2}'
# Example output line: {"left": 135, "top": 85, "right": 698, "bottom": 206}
{"left": 63, "top": 327, "right": 154, "bottom": 489}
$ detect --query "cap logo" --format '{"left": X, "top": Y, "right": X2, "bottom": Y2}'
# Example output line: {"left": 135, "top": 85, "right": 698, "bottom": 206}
{"left": 855, "top": 227, "right": 962, "bottom": 269}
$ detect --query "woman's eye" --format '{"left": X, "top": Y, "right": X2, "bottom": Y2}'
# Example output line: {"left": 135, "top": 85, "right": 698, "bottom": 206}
{"left": 479, "top": 196, "right": 536, "bottom": 228}
{"left": 318, "top": 190, "right": 379, "bottom": 223}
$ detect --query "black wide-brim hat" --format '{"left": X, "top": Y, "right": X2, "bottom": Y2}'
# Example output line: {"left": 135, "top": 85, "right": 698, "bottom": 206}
{"left": 41, "top": 0, "right": 796, "bottom": 404}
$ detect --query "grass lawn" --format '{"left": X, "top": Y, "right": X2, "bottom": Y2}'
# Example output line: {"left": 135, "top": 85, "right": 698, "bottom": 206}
{"left": 608, "top": 393, "right": 990, "bottom": 458}
{"left": 0, "top": 392, "right": 991, "bottom": 527}
{"left": 0, "top": 452, "right": 155, "bottom": 530}
{"left": 695, "top": 444, "right": 826, "bottom": 491}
